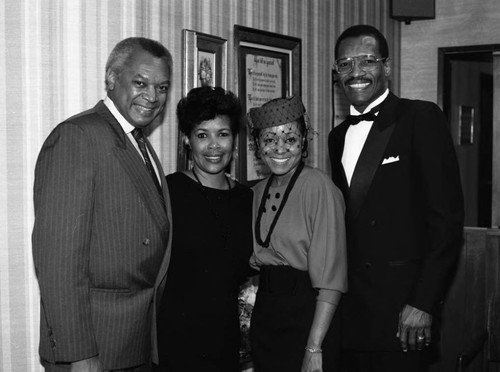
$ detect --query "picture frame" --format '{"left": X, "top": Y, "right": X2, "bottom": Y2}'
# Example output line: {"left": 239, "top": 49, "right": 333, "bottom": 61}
{"left": 332, "top": 69, "right": 350, "bottom": 129}
{"left": 177, "top": 29, "right": 228, "bottom": 171}
{"left": 234, "top": 25, "right": 301, "bottom": 184}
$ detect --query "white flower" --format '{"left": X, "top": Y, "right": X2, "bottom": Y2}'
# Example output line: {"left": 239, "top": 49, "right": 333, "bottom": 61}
{"left": 240, "top": 284, "right": 258, "bottom": 305}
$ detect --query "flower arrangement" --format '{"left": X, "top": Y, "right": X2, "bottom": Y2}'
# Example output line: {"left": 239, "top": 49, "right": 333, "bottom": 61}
{"left": 238, "top": 279, "right": 258, "bottom": 365}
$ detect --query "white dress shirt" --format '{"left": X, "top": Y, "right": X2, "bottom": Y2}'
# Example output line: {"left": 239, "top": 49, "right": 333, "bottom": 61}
{"left": 103, "top": 96, "right": 161, "bottom": 183}
{"left": 342, "top": 89, "right": 389, "bottom": 186}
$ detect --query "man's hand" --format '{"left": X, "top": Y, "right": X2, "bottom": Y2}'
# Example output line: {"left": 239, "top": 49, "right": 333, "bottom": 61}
{"left": 70, "top": 356, "right": 103, "bottom": 372}
{"left": 397, "top": 304, "right": 432, "bottom": 352}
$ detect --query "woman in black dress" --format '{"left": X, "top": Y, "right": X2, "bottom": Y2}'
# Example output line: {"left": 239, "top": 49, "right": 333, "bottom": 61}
{"left": 157, "top": 87, "right": 254, "bottom": 371}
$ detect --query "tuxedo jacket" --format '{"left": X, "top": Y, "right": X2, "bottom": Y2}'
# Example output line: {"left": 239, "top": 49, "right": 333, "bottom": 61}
{"left": 328, "top": 92, "right": 464, "bottom": 351}
{"left": 32, "top": 101, "right": 172, "bottom": 369}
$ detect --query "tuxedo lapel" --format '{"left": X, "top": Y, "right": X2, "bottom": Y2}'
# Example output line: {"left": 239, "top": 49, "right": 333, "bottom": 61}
{"left": 330, "top": 123, "right": 350, "bottom": 195}
{"left": 95, "top": 102, "right": 169, "bottom": 236}
{"left": 347, "top": 94, "right": 400, "bottom": 223}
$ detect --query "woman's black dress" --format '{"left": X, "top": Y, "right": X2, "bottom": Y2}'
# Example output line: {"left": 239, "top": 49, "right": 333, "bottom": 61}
{"left": 157, "top": 172, "right": 254, "bottom": 371}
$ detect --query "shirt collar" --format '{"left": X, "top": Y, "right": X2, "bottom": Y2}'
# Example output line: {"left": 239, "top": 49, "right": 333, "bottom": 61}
{"left": 104, "top": 95, "right": 136, "bottom": 135}
{"left": 350, "top": 88, "right": 389, "bottom": 115}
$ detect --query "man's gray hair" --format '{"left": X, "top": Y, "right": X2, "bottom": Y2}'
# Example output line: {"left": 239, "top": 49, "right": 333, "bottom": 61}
{"left": 105, "top": 37, "right": 173, "bottom": 90}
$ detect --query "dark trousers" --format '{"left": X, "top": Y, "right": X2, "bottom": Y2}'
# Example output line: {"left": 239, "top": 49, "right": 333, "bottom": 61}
{"left": 250, "top": 266, "right": 340, "bottom": 372}
{"left": 341, "top": 350, "right": 430, "bottom": 372}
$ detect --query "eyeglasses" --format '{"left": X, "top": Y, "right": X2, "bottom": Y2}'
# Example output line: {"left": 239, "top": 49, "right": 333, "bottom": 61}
{"left": 334, "top": 54, "right": 387, "bottom": 74}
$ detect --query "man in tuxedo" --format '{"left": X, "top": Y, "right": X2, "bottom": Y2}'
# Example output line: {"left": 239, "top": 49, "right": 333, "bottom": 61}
{"left": 328, "top": 25, "right": 464, "bottom": 371}
{"left": 32, "top": 37, "right": 173, "bottom": 372}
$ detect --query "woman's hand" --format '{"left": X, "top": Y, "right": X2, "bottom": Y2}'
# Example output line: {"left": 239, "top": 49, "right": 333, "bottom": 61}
{"left": 302, "top": 350, "right": 323, "bottom": 372}
{"left": 303, "top": 298, "right": 340, "bottom": 372}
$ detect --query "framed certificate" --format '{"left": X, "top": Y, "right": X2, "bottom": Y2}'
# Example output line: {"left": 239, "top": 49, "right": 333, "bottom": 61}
{"left": 234, "top": 25, "right": 301, "bottom": 184}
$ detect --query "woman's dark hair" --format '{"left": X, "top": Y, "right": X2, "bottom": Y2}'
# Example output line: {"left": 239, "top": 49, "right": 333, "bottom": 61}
{"left": 334, "top": 24, "right": 389, "bottom": 60}
{"left": 177, "top": 87, "right": 242, "bottom": 136}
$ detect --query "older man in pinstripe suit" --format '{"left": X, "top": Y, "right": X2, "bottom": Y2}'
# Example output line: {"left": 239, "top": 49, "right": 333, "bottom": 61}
{"left": 32, "top": 37, "right": 173, "bottom": 372}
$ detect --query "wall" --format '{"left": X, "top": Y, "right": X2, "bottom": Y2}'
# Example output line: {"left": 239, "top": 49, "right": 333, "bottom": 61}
{"left": 400, "top": 0, "right": 500, "bottom": 101}
{"left": 400, "top": 0, "right": 500, "bottom": 228}
{"left": 0, "top": 0, "right": 398, "bottom": 370}
{"left": 400, "top": 3, "right": 500, "bottom": 369}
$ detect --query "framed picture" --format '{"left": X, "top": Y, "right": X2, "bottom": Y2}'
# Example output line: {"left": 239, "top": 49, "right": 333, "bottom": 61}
{"left": 332, "top": 69, "right": 350, "bottom": 129}
{"left": 177, "top": 29, "right": 228, "bottom": 171}
{"left": 234, "top": 25, "right": 301, "bottom": 184}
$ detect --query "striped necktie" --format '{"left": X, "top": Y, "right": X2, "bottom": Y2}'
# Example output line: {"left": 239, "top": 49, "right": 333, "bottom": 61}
{"left": 132, "top": 128, "right": 163, "bottom": 197}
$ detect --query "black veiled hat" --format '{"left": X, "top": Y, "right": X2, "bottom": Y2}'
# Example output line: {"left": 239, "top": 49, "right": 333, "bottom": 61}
{"left": 248, "top": 95, "right": 305, "bottom": 129}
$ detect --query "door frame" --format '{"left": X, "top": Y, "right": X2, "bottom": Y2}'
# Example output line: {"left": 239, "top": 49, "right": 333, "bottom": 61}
{"left": 438, "top": 44, "right": 500, "bottom": 228}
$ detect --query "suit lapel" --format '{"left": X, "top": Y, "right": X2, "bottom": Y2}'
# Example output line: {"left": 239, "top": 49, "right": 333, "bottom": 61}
{"left": 94, "top": 102, "right": 169, "bottom": 236}
{"left": 147, "top": 135, "right": 173, "bottom": 366}
{"left": 330, "top": 123, "right": 350, "bottom": 197}
{"left": 145, "top": 137, "right": 169, "bottom": 210}
{"left": 146, "top": 136, "right": 173, "bottom": 287}
{"left": 347, "top": 93, "right": 400, "bottom": 223}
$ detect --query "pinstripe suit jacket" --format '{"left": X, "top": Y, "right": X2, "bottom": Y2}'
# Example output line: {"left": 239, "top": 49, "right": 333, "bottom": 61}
{"left": 32, "top": 101, "right": 172, "bottom": 370}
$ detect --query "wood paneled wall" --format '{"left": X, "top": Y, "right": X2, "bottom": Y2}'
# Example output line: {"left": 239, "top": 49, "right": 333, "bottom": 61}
{"left": 435, "top": 228, "right": 500, "bottom": 372}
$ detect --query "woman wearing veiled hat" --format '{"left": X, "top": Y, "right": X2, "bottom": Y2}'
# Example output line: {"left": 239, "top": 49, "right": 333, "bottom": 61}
{"left": 247, "top": 96, "right": 348, "bottom": 372}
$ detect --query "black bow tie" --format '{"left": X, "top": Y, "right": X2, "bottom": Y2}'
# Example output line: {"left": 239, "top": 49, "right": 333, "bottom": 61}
{"left": 345, "top": 106, "right": 380, "bottom": 125}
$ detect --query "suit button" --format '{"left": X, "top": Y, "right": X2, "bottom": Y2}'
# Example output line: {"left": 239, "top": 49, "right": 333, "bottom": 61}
{"left": 142, "top": 238, "right": 150, "bottom": 246}
{"left": 370, "top": 219, "right": 377, "bottom": 227}
{"left": 364, "top": 262, "right": 372, "bottom": 269}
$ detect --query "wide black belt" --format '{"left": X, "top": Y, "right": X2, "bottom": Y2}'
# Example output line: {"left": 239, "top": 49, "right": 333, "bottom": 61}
{"left": 258, "top": 265, "right": 315, "bottom": 295}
